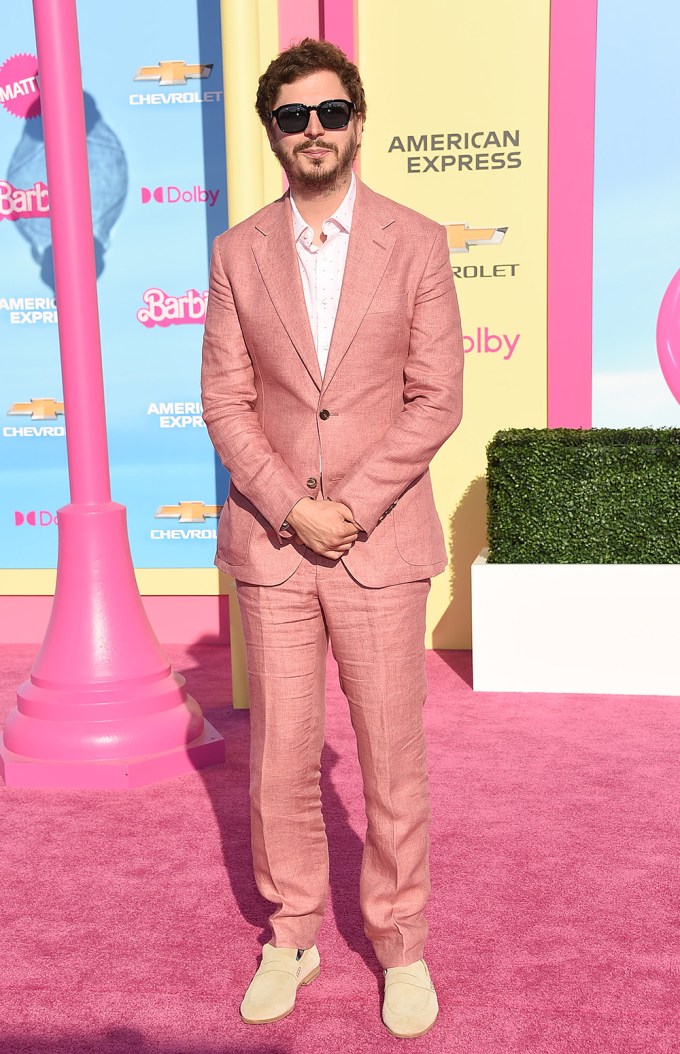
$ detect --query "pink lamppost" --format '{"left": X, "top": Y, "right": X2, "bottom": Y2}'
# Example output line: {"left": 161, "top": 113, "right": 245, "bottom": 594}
{"left": 0, "top": 0, "right": 224, "bottom": 789}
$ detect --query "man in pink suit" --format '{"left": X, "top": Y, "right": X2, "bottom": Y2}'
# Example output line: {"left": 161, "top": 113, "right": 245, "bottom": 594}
{"left": 201, "top": 38, "right": 463, "bottom": 1038}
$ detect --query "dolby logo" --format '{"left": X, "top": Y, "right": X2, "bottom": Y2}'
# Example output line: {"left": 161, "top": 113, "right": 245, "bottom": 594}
{"left": 14, "top": 510, "right": 58, "bottom": 526}
{"left": 141, "top": 185, "right": 220, "bottom": 207}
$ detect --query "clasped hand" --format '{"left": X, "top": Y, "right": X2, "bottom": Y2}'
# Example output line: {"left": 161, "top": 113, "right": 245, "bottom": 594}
{"left": 286, "top": 497, "right": 361, "bottom": 560}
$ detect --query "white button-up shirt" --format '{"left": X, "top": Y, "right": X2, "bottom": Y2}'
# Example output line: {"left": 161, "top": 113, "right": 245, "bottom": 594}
{"left": 290, "top": 173, "right": 356, "bottom": 377}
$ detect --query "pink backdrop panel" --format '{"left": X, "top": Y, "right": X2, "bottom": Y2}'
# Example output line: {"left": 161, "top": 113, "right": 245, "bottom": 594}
{"left": 278, "top": 0, "right": 321, "bottom": 50}
{"left": 547, "top": 0, "right": 597, "bottom": 428}
{"left": 321, "top": 0, "right": 356, "bottom": 62}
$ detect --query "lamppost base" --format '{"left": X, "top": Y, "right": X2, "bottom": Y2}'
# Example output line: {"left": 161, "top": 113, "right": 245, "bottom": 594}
{"left": 1, "top": 502, "right": 225, "bottom": 789}
{"left": 0, "top": 716, "right": 224, "bottom": 789}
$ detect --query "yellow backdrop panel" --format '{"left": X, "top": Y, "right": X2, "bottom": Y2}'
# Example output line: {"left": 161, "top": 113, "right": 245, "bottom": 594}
{"left": 357, "top": 0, "right": 550, "bottom": 646}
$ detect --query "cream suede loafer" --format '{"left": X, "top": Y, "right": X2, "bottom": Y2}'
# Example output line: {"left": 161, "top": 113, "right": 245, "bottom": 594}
{"left": 382, "top": 959, "right": 438, "bottom": 1039}
{"left": 240, "top": 943, "right": 320, "bottom": 1024}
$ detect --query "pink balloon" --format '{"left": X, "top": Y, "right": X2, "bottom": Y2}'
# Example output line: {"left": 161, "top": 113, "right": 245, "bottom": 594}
{"left": 657, "top": 268, "right": 680, "bottom": 405}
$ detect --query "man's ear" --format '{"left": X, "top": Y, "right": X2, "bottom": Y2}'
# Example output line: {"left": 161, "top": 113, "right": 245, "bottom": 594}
{"left": 354, "top": 114, "right": 364, "bottom": 150}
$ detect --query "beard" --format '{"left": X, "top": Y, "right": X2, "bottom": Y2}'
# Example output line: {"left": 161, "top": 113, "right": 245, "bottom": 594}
{"left": 274, "top": 126, "right": 358, "bottom": 192}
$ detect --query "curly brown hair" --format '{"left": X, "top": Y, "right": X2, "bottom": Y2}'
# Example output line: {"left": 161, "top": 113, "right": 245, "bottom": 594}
{"left": 255, "top": 38, "right": 366, "bottom": 126}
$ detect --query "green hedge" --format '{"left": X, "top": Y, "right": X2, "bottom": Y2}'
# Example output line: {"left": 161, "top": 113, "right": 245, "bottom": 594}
{"left": 486, "top": 428, "right": 680, "bottom": 564}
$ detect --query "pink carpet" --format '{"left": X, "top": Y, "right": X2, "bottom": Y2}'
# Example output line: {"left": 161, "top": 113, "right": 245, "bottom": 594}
{"left": 1, "top": 643, "right": 679, "bottom": 1054}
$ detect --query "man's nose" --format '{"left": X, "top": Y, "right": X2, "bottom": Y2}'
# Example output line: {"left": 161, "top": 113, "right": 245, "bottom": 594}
{"left": 304, "top": 110, "right": 325, "bottom": 137}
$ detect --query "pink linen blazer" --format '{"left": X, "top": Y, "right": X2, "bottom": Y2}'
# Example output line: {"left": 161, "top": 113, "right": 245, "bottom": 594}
{"left": 201, "top": 178, "right": 464, "bottom": 588}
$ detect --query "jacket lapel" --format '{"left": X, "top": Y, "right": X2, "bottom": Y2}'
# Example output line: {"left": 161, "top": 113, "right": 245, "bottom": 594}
{"left": 251, "top": 194, "right": 322, "bottom": 390}
{"left": 321, "top": 181, "right": 396, "bottom": 395}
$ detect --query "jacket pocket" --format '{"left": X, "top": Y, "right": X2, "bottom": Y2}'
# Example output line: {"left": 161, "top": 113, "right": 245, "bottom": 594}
{"left": 217, "top": 490, "right": 253, "bottom": 566}
{"left": 393, "top": 473, "right": 446, "bottom": 565}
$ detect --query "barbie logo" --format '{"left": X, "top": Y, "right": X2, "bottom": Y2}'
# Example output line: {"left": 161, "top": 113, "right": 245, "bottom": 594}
{"left": 0, "top": 180, "right": 49, "bottom": 220}
{"left": 137, "top": 288, "right": 208, "bottom": 328}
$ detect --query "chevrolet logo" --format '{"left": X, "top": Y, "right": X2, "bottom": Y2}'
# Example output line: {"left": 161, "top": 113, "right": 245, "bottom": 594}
{"left": 134, "top": 61, "right": 213, "bottom": 86}
{"left": 8, "top": 398, "right": 64, "bottom": 420}
{"left": 155, "top": 501, "right": 222, "bottom": 523}
{"left": 444, "top": 224, "right": 507, "bottom": 253}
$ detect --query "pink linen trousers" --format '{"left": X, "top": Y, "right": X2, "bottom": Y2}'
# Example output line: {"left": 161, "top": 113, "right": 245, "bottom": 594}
{"left": 201, "top": 178, "right": 464, "bottom": 968}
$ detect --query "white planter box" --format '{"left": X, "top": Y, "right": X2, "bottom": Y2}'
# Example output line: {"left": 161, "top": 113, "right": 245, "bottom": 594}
{"left": 471, "top": 549, "right": 680, "bottom": 696}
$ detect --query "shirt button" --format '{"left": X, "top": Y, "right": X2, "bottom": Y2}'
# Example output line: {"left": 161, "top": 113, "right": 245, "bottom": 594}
{"left": 319, "top": 409, "right": 330, "bottom": 420}
{"left": 306, "top": 477, "right": 317, "bottom": 488}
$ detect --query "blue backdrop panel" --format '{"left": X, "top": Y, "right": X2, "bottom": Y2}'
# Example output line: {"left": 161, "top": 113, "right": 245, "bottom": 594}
{"left": 1, "top": 0, "right": 229, "bottom": 571}
{"left": 592, "top": 0, "right": 680, "bottom": 427}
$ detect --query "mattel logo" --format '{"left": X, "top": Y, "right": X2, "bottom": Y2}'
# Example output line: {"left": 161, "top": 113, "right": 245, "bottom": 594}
{"left": 14, "top": 510, "right": 58, "bottom": 526}
{"left": 141, "top": 185, "right": 220, "bottom": 207}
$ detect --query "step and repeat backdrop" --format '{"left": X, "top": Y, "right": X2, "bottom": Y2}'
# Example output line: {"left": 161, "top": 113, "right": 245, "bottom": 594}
{"left": 2, "top": 0, "right": 678, "bottom": 646}
{"left": 1, "top": 0, "right": 229, "bottom": 574}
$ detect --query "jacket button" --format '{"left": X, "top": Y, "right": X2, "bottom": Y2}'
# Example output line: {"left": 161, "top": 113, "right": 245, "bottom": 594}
{"left": 306, "top": 477, "right": 317, "bottom": 488}
{"left": 319, "top": 409, "right": 330, "bottom": 420}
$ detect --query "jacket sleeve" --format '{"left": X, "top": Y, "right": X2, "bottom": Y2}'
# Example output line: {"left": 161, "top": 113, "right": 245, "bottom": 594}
{"left": 331, "top": 225, "right": 464, "bottom": 535}
{"left": 201, "top": 238, "right": 305, "bottom": 534}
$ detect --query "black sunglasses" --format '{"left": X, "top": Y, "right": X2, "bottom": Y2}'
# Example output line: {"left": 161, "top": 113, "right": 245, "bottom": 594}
{"left": 270, "top": 98, "right": 356, "bottom": 134}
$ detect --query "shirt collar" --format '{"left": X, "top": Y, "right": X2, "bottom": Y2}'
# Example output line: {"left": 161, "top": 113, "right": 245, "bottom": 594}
{"left": 290, "top": 172, "right": 356, "bottom": 244}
